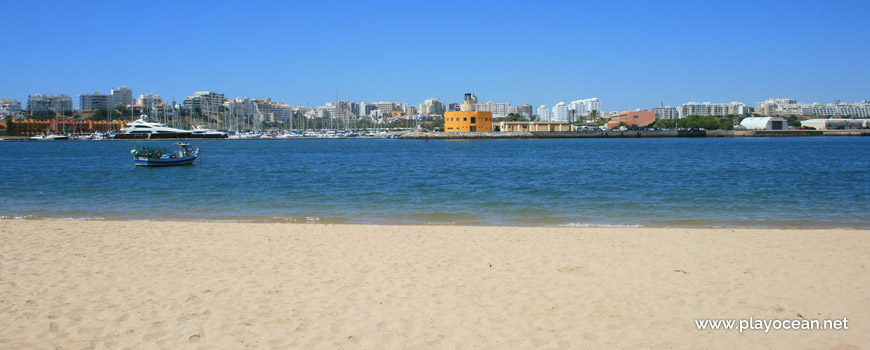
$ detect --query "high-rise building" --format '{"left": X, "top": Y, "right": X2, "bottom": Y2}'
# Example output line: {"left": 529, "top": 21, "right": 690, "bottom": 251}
{"left": 418, "top": 97, "right": 445, "bottom": 116}
{"left": 28, "top": 94, "right": 73, "bottom": 114}
{"left": 474, "top": 101, "right": 516, "bottom": 119}
{"left": 520, "top": 104, "right": 533, "bottom": 119}
{"left": 654, "top": 107, "right": 679, "bottom": 120}
{"left": 110, "top": 86, "right": 133, "bottom": 107}
{"left": 80, "top": 92, "right": 110, "bottom": 111}
{"left": 0, "top": 99, "right": 22, "bottom": 117}
{"left": 537, "top": 105, "right": 551, "bottom": 121}
{"left": 552, "top": 102, "right": 568, "bottom": 122}
{"left": 568, "top": 98, "right": 602, "bottom": 117}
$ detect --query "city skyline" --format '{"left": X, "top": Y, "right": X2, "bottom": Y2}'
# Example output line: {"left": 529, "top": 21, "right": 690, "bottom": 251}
{"left": 1, "top": 0, "right": 867, "bottom": 111}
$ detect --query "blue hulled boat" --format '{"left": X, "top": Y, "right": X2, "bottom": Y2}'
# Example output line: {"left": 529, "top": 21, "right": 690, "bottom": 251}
{"left": 132, "top": 142, "right": 200, "bottom": 167}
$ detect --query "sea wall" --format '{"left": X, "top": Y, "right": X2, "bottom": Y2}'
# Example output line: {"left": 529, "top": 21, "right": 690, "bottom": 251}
{"left": 400, "top": 130, "right": 707, "bottom": 139}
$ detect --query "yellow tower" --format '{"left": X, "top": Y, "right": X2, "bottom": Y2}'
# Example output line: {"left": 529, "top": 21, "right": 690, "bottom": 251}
{"left": 444, "top": 93, "right": 492, "bottom": 132}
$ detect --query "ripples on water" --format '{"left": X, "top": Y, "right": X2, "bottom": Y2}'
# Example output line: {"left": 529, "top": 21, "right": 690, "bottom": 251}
{"left": 0, "top": 137, "right": 867, "bottom": 228}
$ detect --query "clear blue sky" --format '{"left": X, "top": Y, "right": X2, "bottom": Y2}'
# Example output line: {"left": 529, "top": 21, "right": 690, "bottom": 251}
{"left": 1, "top": 0, "right": 867, "bottom": 112}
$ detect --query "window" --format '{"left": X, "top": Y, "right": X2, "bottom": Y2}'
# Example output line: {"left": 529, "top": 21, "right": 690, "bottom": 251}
{"left": 471, "top": 117, "right": 476, "bottom": 124}
{"left": 463, "top": 117, "right": 467, "bottom": 121}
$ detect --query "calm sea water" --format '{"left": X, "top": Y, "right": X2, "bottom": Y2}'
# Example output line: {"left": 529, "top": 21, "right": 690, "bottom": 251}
{"left": 0, "top": 137, "right": 867, "bottom": 228}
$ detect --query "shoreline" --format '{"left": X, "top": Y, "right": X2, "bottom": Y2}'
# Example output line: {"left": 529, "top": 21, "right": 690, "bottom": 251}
{"left": 2, "top": 129, "right": 869, "bottom": 141}
{"left": 1, "top": 220, "right": 867, "bottom": 348}
{"left": 2, "top": 216, "right": 867, "bottom": 230}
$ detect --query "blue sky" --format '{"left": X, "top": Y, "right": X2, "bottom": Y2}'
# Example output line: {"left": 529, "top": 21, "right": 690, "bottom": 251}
{"left": 1, "top": 0, "right": 867, "bottom": 112}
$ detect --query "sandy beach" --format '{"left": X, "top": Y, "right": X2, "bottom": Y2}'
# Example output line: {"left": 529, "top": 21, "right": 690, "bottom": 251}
{"left": 0, "top": 220, "right": 867, "bottom": 349}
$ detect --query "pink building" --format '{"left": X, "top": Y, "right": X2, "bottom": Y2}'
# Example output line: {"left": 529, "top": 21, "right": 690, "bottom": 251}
{"left": 606, "top": 110, "right": 656, "bottom": 128}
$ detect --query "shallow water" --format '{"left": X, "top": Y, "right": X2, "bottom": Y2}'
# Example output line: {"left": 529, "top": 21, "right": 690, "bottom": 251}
{"left": 1, "top": 137, "right": 867, "bottom": 228}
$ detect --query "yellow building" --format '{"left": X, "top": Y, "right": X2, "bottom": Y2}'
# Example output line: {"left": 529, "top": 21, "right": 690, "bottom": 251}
{"left": 444, "top": 93, "right": 492, "bottom": 132}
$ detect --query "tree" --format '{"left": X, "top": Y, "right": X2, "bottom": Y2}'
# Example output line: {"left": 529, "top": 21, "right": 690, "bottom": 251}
{"left": 2, "top": 115, "right": 11, "bottom": 135}
{"left": 786, "top": 115, "right": 801, "bottom": 128}
{"left": 569, "top": 109, "right": 576, "bottom": 130}
{"left": 505, "top": 113, "right": 526, "bottom": 121}
{"left": 88, "top": 108, "right": 121, "bottom": 121}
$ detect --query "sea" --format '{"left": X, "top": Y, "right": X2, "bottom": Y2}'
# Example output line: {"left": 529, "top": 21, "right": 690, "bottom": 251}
{"left": 1, "top": 137, "right": 867, "bottom": 228}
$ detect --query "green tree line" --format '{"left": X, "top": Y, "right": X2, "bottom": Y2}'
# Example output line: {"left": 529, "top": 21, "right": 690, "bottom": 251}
{"left": 652, "top": 115, "right": 734, "bottom": 130}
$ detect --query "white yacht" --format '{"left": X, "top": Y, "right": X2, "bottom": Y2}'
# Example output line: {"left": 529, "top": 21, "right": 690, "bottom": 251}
{"left": 114, "top": 116, "right": 192, "bottom": 139}
{"left": 29, "top": 134, "right": 70, "bottom": 141}
{"left": 189, "top": 125, "right": 228, "bottom": 139}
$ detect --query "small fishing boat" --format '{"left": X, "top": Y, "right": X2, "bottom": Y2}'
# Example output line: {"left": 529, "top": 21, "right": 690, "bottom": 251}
{"left": 131, "top": 142, "right": 200, "bottom": 167}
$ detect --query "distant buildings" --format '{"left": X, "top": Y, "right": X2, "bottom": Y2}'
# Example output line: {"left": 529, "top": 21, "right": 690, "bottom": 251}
{"left": 537, "top": 105, "right": 552, "bottom": 121}
{"left": 739, "top": 117, "right": 787, "bottom": 130}
{"left": 493, "top": 121, "right": 571, "bottom": 132}
{"left": 183, "top": 91, "right": 227, "bottom": 115}
{"left": 679, "top": 101, "right": 749, "bottom": 118}
{"left": 606, "top": 110, "right": 656, "bottom": 129}
{"left": 474, "top": 101, "right": 518, "bottom": 119}
{"left": 80, "top": 86, "right": 135, "bottom": 111}
{"left": 373, "top": 101, "right": 400, "bottom": 115}
{"left": 28, "top": 94, "right": 73, "bottom": 114}
{"left": 0, "top": 99, "right": 23, "bottom": 117}
{"left": 552, "top": 102, "right": 568, "bottom": 122}
{"left": 110, "top": 86, "right": 133, "bottom": 106}
{"left": 418, "top": 97, "right": 445, "bottom": 116}
{"left": 80, "top": 92, "right": 111, "bottom": 111}
{"left": 756, "top": 98, "right": 870, "bottom": 118}
{"left": 445, "top": 93, "right": 492, "bottom": 132}
{"left": 568, "top": 98, "right": 602, "bottom": 118}
{"left": 654, "top": 106, "right": 679, "bottom": 120}
{"left": 137, "top": 93, "right": 162, "bottom": 110}
{"left": 801, "top": 118, "right": 870, "bottom": 130}
{"left": 520, "top": 104, "right": 533, "bottom": 119}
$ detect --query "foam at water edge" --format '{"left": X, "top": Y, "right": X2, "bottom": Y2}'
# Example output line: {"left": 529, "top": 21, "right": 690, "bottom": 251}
{"left": 564, "top": 223, "right": 643, "bottom": 228}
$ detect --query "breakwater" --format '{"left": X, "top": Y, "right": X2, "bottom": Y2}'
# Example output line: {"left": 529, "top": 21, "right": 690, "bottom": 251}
{"left": 401, "top": 130, "right": 705, "bottom": 139}
{"left": 400, "top": 129, "right": 869, "bottom": 139}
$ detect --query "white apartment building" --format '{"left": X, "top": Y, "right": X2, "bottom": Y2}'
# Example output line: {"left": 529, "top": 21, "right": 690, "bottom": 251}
{"left": 183, "top": 91, "right": 227, "bottom": 114}
{"left": 28, "top": 94, "right": 73, "bottom": 114}
{"left": 474, "top": 102, "right": 517, "bottom": 119}
{"left": 679, "top": 101, "right": 749, "bottom": 118}
{"left": 654, "top": 106, "right": 679, "bottom": 120}
{"left": 537, "top": 105, "right": 551, "bottom": 121}
{"left": 418, "top": 97, "right": 445, "bottom": 116}
{"left": 225, "top": 97, "right": 257, "bottom": 117}
{"left": 552, "top": 102, "right": 569, "bottom": 122}
{"left": 757, "top": 98, "right": 870, "bottom": 118}
{"left": 137, "top": 93, "right": 163, "bottom": 109}
{"left": 373, "top": 101, "right": 399, "bottom": 114}
{"left": 568, "top": 98, "right": 602, "bottom": 117}
{"left": 0, "top": 99, "right": 22, "bottom": 117}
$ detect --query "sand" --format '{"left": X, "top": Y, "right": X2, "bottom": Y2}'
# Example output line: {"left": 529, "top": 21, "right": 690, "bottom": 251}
{"left": 0, "top": 220, "right": 867, "bottom": 349}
